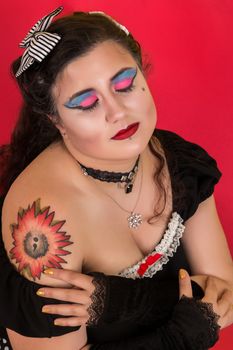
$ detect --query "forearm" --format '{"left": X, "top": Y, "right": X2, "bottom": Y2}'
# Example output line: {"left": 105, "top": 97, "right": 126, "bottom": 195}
{"left": 92, "top": 272, "right": 203, "bottom": 327}
{"left": 90, "top": 297, "right": 220, "bottom": 350}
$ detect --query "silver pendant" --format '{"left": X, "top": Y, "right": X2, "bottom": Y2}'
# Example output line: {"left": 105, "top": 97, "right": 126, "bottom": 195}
{"left": 127, "top": 212, "right": 143, "bottom": 229}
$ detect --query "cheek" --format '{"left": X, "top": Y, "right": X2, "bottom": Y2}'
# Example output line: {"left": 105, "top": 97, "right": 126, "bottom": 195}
{"left": 133, "top": 89, "right": 157, "bottom": 122}
{"left": 147, "top": 96, "right": 157, "bottom": 123}
{"left": 64, "top": 116, "right": 104, "bottom": 146}
{"left": 142, "top": 86, "right": 157, "bottom": 114}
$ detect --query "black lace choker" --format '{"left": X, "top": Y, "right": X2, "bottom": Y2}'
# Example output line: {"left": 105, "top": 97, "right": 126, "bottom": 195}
{"left": 77, "top": 156, "right": 140, "bottom": 194}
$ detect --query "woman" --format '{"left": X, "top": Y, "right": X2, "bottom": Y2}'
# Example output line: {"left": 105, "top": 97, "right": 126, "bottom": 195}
{"left": 0, "top": 6, "right": 233, "bottom": 349}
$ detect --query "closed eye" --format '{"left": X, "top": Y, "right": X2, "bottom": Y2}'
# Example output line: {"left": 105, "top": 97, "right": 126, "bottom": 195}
{"left": 64, "top": 93, "right": 98, "bottom": 110}
{"left": 116, "top": 84, "right": 135, "bottom": 93}
{"left": 113, "top": 68, "right": 137, "bottom": 92}
{"left": 77, "top": 100, "right": 99, "bottom": 112}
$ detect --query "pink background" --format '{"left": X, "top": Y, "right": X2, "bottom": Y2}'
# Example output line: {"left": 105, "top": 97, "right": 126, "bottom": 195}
{"left": 1, "top": 1, "right": 233, "bottom": 348}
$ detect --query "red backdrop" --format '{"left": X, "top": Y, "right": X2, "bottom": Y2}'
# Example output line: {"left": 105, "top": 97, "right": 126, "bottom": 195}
{"left": 1, "top": 1, "right": 233, "bottom": 348}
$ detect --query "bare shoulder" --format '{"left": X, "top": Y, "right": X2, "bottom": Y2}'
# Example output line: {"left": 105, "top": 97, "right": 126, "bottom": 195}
{"left": 2, "top": 142, "right": 86, "bottom": 287}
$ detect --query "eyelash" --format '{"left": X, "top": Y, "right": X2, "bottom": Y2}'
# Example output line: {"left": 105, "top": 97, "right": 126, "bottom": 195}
{"left": 78, "top": 84, "right": 136, "bottom": 113}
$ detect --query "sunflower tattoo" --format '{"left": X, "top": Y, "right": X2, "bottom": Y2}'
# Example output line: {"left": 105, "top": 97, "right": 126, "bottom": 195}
{"left": 9, "top": 199, "right": 73, "bottom": 280}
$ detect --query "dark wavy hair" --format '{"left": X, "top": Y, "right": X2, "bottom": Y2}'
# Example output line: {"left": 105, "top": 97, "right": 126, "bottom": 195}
{"left": 0, "top": 10, "right": 167, "bottom": 222}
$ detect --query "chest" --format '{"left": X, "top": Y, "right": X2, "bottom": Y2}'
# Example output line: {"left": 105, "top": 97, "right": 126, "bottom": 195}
{"left": 81, "top": 181, "right": 174, "bottom": 276}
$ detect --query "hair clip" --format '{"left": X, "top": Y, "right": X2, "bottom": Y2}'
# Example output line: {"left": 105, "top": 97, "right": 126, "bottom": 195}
{"left": 89, "top": 11, "right": 129, "bottom": 36}
{"left": 15, "top": 6, "right": 63, "bottom": 77}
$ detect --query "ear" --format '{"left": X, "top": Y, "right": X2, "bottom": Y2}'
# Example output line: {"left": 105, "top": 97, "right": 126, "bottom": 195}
{"left": 47, "top": 115, "right": 67, "bottom": 137}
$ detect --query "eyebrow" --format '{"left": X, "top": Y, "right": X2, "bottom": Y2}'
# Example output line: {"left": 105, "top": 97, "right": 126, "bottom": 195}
{"left": 66, "top": 66, "right": 137, "bottom": 102}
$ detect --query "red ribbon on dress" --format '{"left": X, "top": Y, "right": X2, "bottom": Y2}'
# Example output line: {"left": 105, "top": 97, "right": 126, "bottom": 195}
{"left": 137, "top": 253, "right": 163, "bottom": 276}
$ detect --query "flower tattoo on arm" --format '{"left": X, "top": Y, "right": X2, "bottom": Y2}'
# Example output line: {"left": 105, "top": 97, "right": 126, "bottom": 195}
{"left": 9, "top": 199, "right": 73, "bottom": 280}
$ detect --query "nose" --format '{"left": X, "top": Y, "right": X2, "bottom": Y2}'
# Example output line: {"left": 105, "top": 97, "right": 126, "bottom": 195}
{"left": 104, "top": 93, "right": 126, "bottom": 124}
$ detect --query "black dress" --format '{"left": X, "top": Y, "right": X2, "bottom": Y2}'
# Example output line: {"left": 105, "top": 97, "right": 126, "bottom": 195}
{"left": 0, "top": 129, "right": 222, "bottom": 349}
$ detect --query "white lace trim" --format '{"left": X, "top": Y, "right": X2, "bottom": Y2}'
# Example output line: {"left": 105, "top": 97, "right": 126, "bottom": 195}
{"left": 118, "top": 212, "right": 185, "bottom": 279}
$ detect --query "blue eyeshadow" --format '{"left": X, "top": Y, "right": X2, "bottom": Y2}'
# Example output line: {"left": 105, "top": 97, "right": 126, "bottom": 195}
{"left": 65, "top": 90, "right": 95, "bottom": 108}
{"left": 112, "top": 67, "right": 137, "bottom": 84}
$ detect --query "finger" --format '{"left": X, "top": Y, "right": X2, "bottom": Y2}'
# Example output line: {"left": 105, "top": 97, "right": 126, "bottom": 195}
{"left": 202, "top": 276, "right": 218, "bottom": 303}
{"left": 54, "top": 316, "right": 89, "bottom": 327}
{"left": 179, "top": 269, "right": 193, "bottom": 299}
{"left": 43, "top": 268, "right": 94, "bottom": 291}
{"left": 42, "top": 304, "right": 88, "bottom": 317}
{"left": 36, "top": 287, "right": 90, "bottom": 304}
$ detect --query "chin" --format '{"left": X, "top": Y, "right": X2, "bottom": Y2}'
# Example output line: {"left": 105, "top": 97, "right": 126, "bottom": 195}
{"left": 120, "top": 141, "right": 149, "bottom": 159}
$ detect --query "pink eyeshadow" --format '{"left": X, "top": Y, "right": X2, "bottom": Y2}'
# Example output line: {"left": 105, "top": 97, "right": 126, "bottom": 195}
{"left": 80, "top": 95, "right": 98, "bottom": 107}
{"left": 114, "top": 78, "right": 132, "bottom": 90}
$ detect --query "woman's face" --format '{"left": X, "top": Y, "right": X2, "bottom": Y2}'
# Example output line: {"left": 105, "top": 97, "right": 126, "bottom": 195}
{"left": 53, "top": 40, "right": 157, "bottom": 168}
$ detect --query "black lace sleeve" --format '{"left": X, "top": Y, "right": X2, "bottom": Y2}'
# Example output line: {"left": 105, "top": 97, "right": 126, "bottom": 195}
{"left": 87, "top": 272, "right": 204, "bottom": 328}
{"left": 90, "top": 296, "right": 220, "bottom": 350}
{"left": 86, "top": 273, "right": 107, "bottom": 326}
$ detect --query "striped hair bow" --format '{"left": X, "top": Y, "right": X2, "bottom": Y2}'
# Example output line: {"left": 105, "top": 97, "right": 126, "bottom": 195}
{"left": 15, "top": 6, "right": 63, "bottom": 77}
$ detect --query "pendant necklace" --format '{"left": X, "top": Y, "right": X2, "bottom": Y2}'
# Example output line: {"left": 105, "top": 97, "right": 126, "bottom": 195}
{"left": 77, "top": 156, "right": 143, "bottom": 229}
{"left": 103, "top": 160, "right": 144, "bottom": 229}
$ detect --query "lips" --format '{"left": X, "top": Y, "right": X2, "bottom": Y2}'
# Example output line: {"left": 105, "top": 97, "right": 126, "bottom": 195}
{"left": 111, "top": 122, "right": 139, "bottom": 140}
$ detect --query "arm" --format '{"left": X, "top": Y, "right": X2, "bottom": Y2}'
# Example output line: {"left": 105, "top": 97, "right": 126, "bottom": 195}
{"left": 90, "top": 298, "right": 218, "bottom": 350}
{"left": 88, "top": 272, "right": 223, "bottom": 350}
{"left": 88, "top": 272, "right": 203, "bottom": 327}
{"left": 182, "top": 195, "right": 233, "bottom": 291}
{"left": 34, "top": 269, "right": 204, "bottom": 328}
{"left": 0, "top": 232, "right": 80, "bottom": 337}
{"left": 1, "top": 194, "right": 87, "bottom": 350}
{"left": 27, "top": 270, "right": 232, "bottom": 350}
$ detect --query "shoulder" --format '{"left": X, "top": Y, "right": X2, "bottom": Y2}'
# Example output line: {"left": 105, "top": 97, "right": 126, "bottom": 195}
{"left": 1, "top": 144, "right": 86, "bottom": 287}
{"left": 153, "top": 128, "right": 222, "bottom": 220}
{"left": 155, "top": 128, "right": 220, "bottom": 169}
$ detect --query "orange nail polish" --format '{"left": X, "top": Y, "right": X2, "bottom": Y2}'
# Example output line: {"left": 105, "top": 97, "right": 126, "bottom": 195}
{"left": 43, "top": 268, "right": 54, "bottom": 275}
{"left": 179, "top": 269, "right": 186, "bottom": 279}
{"left": 36, "top": 290, "right": 45, "bottom": 296}
{"left": 42, "top": 307, "right": 51, "bottom": 313}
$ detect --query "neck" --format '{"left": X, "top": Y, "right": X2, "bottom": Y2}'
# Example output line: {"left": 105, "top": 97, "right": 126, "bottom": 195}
{"left": 78, "top": 154, "right": 140, "bottom": 193}
{"left": 62, "top": 141, "right": 142, "bottom": 173}
{"left": 60, "top": 141, "right": 154, "bottom": 196}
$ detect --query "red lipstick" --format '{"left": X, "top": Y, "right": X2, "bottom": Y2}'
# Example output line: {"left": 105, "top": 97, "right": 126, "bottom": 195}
{"left": 111, "top": 123, "right": 139, "bottom": 140}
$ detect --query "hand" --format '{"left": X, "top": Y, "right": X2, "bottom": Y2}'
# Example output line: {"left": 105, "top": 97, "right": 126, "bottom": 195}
{"left": 179, "top": 269, "right": 233, "bottom": 328}
{"left": 191, "top": 274, "right": 233, "bottom": 295}
{"left": 36, "top": 268, "right": 95, "bottom": 326}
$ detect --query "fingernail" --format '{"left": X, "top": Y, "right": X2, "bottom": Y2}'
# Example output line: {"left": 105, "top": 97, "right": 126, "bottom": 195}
{"left": 42, "top": 306, "right": 51, "bottom": 313}
{"left": 54, "top": 320, "right": 61, "bottom": 326}
{"left": 43, "top": 268, "right": 54, "bottom": 275}
{"left": 179, "top": 269, "right": 186, "bottom": 279}
{"left": 36, "top": 290, "right": 45, "bottom": 296}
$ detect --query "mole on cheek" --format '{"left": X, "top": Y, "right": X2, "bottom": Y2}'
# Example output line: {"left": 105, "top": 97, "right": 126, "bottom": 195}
{"left": 141, "top": 87, "right": 145, "bottom": 91}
